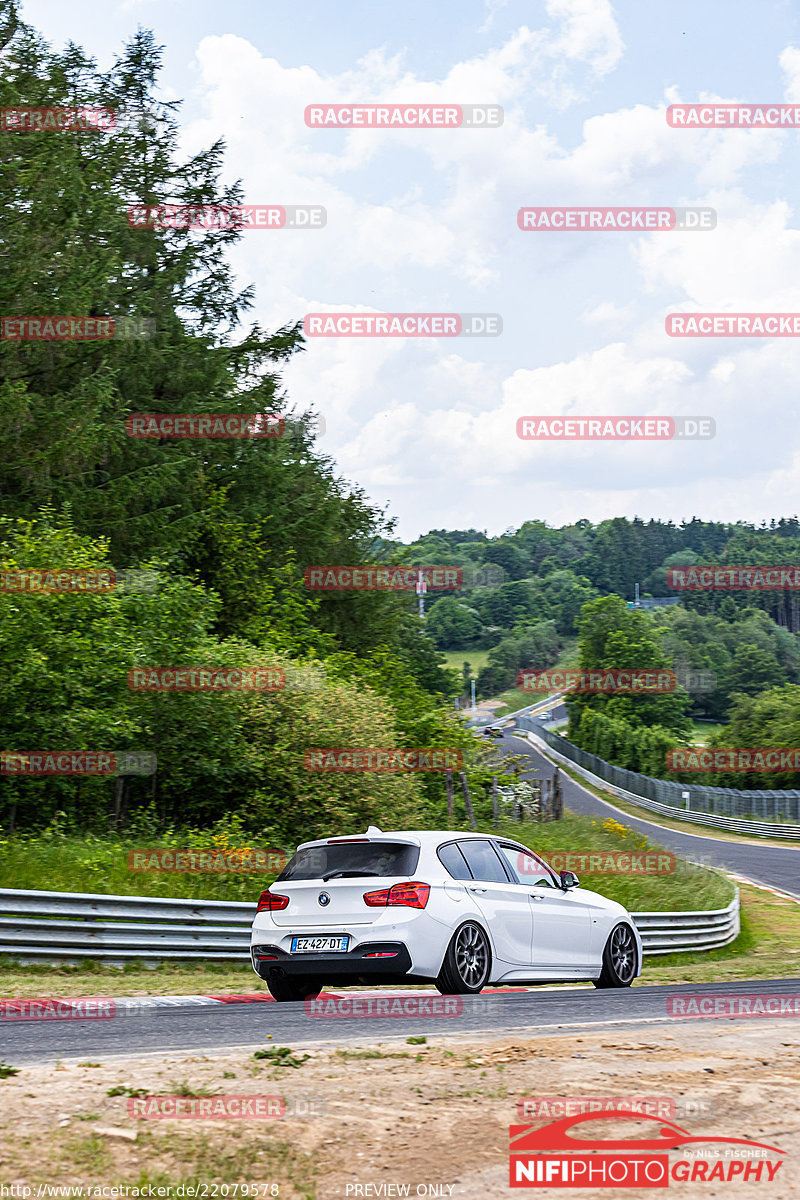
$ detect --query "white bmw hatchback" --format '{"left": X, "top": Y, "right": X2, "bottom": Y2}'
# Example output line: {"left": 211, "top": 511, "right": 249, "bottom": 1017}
{"left": 251, "top": 827, "right": 642, "bottom": 1001}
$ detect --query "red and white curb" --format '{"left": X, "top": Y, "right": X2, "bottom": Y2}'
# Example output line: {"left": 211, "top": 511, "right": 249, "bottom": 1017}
{"left": 0, "top": 986, "right": 537, "bottom": 1022}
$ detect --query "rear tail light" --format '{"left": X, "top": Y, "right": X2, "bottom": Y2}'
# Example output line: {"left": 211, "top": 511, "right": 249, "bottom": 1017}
{"left": 257, "top": 890, "right": 289, "bottom": 912}
{"left": 363, "top": 881, "right": 430, "bottom": 909}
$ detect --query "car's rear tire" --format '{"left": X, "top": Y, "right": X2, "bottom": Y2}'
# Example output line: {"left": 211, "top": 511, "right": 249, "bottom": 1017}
{"left": 266, "top": 976, "right": 322, "bottom": 1002}
{"left": 593, "top": 923, "right": 637, "bottom": 988}
{"left": 435, "top": 921, "right": 491, "bottom": 994}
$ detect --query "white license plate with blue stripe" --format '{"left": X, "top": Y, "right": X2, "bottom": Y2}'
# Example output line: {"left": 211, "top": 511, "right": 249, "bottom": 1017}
{"left": 290, "top": 934, "right": 349, "bottom": 953}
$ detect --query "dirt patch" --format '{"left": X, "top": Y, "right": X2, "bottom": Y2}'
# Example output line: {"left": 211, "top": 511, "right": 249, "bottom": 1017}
{"left": 1, "top": 1023, "right": 798, "bottom": 1198}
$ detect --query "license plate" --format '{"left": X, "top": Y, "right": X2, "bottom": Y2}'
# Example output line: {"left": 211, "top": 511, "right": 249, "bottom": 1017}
{"left": 290, "top": 935, "right": 349, "bottom": 954}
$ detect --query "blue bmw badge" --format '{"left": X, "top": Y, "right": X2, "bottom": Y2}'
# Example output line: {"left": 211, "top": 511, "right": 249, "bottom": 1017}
{"left": 318, "top": 891, "right": 331, "bottom": 906}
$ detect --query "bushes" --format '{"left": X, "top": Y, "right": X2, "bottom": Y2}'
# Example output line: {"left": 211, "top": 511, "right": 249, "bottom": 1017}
{"left": 476, "top": 621, "right": 560, "bottom": 697}
{"left": 572, "top": 708, "right": 684, "bottom": 778}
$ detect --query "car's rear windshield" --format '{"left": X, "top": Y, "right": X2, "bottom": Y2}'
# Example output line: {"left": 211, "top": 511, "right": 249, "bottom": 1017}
{"left": 277, "top": 841, "right": 420, "bottom": 881}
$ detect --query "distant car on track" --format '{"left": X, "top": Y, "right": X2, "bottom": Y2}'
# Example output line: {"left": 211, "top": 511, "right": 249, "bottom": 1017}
{"left": 481, "top": 726, "right": 504, "bottom": 738}
{"left": 250, "top": 827, "right": 642, "bottom": 1001}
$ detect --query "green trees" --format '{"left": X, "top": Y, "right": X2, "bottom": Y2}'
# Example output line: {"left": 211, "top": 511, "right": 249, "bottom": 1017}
{"left": 658, "top": 606, "right": 800, "bottom": 719}
{"left": 424, "top": 597, "right": 483, "bottom": 648}
{"left": 572, "top": 709, "right": 679, "bottom": 778}
{"left": 701, "top": 686, "right": 800, "bottom": 788}
{"left": 0, "top": 512, "right": 462, "bottom": 840}
{"left": 531, "top": 570, "right": 598, "bottom": 636}
{"left": 476, "top": 621, "right": 560, "bottom": 697}
{"left": 565, "top": 597, "right": 691, "bottom": 771}
{"left": 0, "top": 20, "right": 393, "bottom": 649}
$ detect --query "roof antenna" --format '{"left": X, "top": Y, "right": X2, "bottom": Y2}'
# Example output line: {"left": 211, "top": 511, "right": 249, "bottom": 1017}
{"left": 366, "top": 825, "right": 383, "bottom": 834}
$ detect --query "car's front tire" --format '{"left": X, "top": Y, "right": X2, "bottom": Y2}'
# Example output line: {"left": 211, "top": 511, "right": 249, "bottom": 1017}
{"left": 593, "top": 922, "right": 638, "bottom": 988}
{"left": 435, "top": 921, "right": 491, "bottom": 994}
{"left": 266, "top": 976, "right": 323, "bottom": 1002}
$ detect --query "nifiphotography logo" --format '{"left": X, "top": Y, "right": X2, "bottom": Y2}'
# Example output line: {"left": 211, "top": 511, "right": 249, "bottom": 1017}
{"left": 508, "top": 1110, "right": 786, "bottom": 1187}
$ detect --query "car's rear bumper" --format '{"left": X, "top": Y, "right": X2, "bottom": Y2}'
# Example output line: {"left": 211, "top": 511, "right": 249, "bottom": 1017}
{"left": 251, "top": 940, "right": 414, "bottom": 985}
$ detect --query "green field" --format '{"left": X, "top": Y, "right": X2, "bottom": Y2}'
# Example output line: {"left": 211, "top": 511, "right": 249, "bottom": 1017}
{"left": 689, "top": 719, "right": 725, "bottom": 744}
{"left": 438, "top": 648, "right": 491, "bottom": 674}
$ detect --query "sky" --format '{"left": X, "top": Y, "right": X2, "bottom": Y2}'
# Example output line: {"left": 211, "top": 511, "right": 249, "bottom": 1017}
{"left": 18, "top": 0, "right": 800, "bottom": 540}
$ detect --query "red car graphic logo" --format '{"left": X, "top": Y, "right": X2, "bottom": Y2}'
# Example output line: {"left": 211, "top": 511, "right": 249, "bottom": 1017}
{"left": 510, "top": 1110, "right": 785, "bottom": 1155}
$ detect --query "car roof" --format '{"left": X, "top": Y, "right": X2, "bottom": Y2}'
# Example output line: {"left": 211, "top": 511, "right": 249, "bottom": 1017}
{"left": 297, "top": 830, "right": 530, "bottom": 850}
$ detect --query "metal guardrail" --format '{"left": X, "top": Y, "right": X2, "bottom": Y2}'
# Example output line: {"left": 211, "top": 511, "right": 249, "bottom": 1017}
{"left": 0, "top": 885, "right": 739, "bottom": 964}
{"left": 514, "top": 719, "right": 800, "bottom": 839}
{"left": 632, "top": 892, "right": 739, "bottom": 956}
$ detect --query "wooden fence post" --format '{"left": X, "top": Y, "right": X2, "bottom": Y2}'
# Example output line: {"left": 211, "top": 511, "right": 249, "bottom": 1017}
{"left": 459, "top": 772, "right": 476, "bottom": 830}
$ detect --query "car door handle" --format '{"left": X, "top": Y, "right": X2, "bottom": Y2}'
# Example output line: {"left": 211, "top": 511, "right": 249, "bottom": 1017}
{"left": 468, "top": 886, "right": 487, "bottom": 894}
{"left": 530, "top": 893, "right": 546, "bottom": 901}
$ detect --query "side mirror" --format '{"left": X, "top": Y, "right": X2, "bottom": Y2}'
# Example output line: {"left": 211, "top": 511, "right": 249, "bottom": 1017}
{"left": 560, "top": 870, "right": 580, "bottom": 890}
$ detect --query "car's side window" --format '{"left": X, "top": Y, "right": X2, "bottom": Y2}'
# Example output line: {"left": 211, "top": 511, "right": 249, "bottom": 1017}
{"left": 457, "top": 839, "right": 512, "bottom": 883}
{"left": 437, "top": 841, "right": 474, "bottom": 880}
{"left": 496, "top": 843, "right": 559, "bottom": 887}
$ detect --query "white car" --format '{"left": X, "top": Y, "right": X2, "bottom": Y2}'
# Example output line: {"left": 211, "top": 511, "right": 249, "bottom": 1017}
{"left": 250, "top": 827, "right": 642, "bottom": 1001}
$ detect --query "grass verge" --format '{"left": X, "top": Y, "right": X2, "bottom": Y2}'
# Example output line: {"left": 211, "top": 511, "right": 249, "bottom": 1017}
{"left": 0, "top": 828, "right": 282, "bottom": 900}
{"left": 636, "top": 882, "right": 800, "bottom": 985}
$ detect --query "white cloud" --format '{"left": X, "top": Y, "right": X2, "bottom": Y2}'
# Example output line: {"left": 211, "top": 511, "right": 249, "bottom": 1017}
{"left": 180, "top": 26, "right": 800, "bottom": 536}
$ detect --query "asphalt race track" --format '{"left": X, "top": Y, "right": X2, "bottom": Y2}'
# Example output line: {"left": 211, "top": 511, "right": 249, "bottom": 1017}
{"left": 499, "top": 730, "right": 800, "bottom": 897}
{"left": 3, "top": 978, "right": 800, "bottom": 1063}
